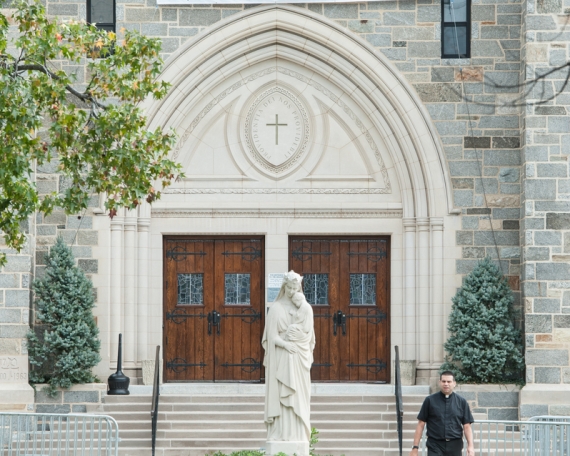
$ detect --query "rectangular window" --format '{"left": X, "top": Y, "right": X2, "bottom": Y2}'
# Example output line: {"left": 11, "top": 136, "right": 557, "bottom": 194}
{"left": 441, "top": 0, "right": 470, "bottom": 58}
{"left": 303, "top": 274, "right": 329, "bottom": 305}
{"left": 177, "top": 273, "right": 204, "bottom": 305}
{"left": 225, "top": 273, "right": 251, "bottom": 305}
{"left": 87, "top": 0, "right": 116, "bottom": 33}
{"left": 349, "top": 273, "right": 376, "bottom": 305}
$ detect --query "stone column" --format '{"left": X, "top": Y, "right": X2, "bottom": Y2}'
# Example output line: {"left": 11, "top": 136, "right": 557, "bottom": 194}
{"left": 109, "top": 213, "right": 124, "bottom": 364}
{"left": 402, "top": 218, "right": 416, "bottom": 361}
{"left": 519, "top": 0, "right": 570, "bottom": 417}
{"left": 123, "top": 211, "right": 137, "bottom": 365}
{"left": 0, "top": 240, "right": 34, "bottom": 410}
{"left": 416, "top": 217, "right": 430, "bottom": 367}
{"left": 137, "top": 204, "right": 151, "bottom": 363}
{"left": 430, "top": 218, "right": 444, "bottom": 366}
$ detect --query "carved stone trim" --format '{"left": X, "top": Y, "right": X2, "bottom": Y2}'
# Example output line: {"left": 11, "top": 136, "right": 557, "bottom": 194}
{"left": 152, "top": 208, "right": 403, "bottom": 218}
{"left": 244, "top": 86, "right": 310, "bottom": 174}
{"left": 277, "top": 66, "right": 391, "bottom": 193}
{"left": 163, "top": 187, "right": 390, "bottom": 194}
{"left": 172, "top": 66, "right": 391, "bottom": 193}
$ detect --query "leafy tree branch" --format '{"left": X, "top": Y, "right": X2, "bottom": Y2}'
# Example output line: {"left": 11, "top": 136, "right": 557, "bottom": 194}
{"left": 0, "top": 0, "right": 183, "bottom": 265}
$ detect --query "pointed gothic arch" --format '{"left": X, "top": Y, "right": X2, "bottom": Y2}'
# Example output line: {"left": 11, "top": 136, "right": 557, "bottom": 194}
{"left": 99, "top": 5, "right": 463, "bottom": 374}
{"left": 143, "top": 4, "right": 456, "bottom": 219}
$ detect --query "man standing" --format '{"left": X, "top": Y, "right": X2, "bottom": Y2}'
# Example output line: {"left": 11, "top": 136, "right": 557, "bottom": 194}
{"left": 410, "top": 371, "right": 475, "bottom": 456}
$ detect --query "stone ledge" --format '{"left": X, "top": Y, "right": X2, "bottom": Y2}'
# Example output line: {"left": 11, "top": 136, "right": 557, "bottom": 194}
{"left": 520, "top": 383, "right": 570, "bottom": 405}
{"left": 0, "top": 383, "right": 34, "bottom": 411}
{"left": 455, "top": 384, "right": 522, "bottom": 420}
{"left": 34, "top": 383, "right": 106, "bottom": 413}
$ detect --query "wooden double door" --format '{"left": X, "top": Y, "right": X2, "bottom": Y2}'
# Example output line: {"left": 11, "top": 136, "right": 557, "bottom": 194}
{"left": 163, "top": 236, "right": 264, "bottom": 382}
{"left": 290, "top": 237, "right": 390, "bottom": 382}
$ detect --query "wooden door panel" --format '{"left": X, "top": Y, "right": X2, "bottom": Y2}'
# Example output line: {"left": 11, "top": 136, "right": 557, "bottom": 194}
{"left": 289, "top": 236, "right": 390, "bottom": 383}
{"left": 214, "top": 239, "right": 264, "bottom": 382}
{"left": 290, "top": 238, "right": 341, "bottom": 381}
{"left": 164, "top": 237, "right": 264, "bottom": 382}
{"left": 341, "top": 239, "right": 390, "bottom": 382}
{"left": 163, "top": 239, "right": 215, "bottom": 382}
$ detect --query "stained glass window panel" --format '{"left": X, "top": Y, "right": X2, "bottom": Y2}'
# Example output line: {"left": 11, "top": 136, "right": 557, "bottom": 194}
{"left": 225, "top": 273, "right": 251, "bottom": 305}
{"left": 349, "top": 273, "right": 376, "bottom": 305}
{"left": 177, "top": 273, "right": 204, "bottom": 305}
{"left": 304, "top": 274, "right": 329, "bottom": 305}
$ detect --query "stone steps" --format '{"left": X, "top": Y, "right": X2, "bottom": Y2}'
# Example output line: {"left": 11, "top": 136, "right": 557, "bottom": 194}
{"left": 97, "top": 386, "right": 431, "bottom": 455}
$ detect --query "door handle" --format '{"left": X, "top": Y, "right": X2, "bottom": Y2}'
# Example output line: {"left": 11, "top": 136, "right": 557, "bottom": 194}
{"left": 333, "top": 310, "right": 346, "bottom": 336}
{"left": 212, "top": 311, "right": 221, "bottom": 335}
{"left": 207, "top": 312, "right": 212, "bottom": 335}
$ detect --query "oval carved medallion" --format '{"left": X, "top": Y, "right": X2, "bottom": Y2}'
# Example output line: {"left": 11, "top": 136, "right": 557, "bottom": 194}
{"left": 244, "top": 86, "right": 310, "bottom": 175}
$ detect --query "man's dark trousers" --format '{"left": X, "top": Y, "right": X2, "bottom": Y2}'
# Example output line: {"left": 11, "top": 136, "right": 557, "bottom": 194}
{"left": 426, "top": 437, "right": 463, "bottom": 456}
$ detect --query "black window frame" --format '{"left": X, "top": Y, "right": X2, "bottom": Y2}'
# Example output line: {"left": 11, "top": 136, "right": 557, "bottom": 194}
{"left": 87, "top": 0, "right": 116, "bottom": 33}
{"left": 441, "top": 0, "right": 471, "bottom": 59}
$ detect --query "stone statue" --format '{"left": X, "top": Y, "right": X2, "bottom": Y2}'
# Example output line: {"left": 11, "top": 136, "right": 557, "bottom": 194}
{"left": 262, "top": 271, "right": 315, "bottom": 456}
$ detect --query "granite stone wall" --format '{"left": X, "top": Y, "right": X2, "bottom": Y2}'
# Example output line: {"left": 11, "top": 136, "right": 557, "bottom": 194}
{"left": 455, "top": 384, "right": 521, "bottom": 420}
{"left": 34, "top": 384, "right": 106, "bottom": 413}
{"left": 0, "top": 237, "right": 32, "bottom": 359}
{"left": 519, "top": 0, "right": 570, "bottom": 408}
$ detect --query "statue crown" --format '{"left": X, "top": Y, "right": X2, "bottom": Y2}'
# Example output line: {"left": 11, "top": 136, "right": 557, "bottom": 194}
{"left": 283, "top": 270, "right": 303, "bottom": 284}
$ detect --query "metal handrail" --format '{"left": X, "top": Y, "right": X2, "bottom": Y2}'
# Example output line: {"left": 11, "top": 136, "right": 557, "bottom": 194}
{"left": 0, "top": 412, "right": 119, "bottom": 455}
{"left": 150, "top": 345, "right": 160, "bottom": 456}
{"left": 419, "top": 419, "right": 570, "bottom": 455}
{"left": 394, "top": 345, "right": 403, "bottom": 456}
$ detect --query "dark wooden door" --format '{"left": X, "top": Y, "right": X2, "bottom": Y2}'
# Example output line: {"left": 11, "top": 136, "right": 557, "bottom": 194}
{"left": 163, "top": 237, "right": 264, "bottom": 382}
{"left": 289, "top": 237, "right": 390, "bottom": 382}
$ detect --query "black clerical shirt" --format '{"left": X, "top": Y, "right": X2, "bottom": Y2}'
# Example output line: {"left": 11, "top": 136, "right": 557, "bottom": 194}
{"left": 417, "top": 392, "right": 474, "bottom": 440}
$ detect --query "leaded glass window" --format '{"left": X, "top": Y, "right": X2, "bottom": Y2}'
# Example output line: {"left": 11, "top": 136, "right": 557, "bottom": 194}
{"left": 177, "top": 273, "right": 204, "bottom": 305}
{"left": 225, "top": 273, "right": 251, "bottom": 305}
{"left": 349, "top": 273, "right": 376, "bottom": 305}
{"left": 303, "top": 274, "right": 329, "bottom": 305}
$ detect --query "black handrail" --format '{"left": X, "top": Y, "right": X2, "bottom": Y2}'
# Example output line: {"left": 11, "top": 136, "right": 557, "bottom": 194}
{"left": 150, "top": 346, "right": 160, "bottom": 456}
{"left": 395, "top": 345, "right": 403, "bottom": 456}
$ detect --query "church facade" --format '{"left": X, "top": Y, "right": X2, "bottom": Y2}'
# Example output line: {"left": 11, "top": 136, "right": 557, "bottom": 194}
{"left": 1, "top": 0, "right": 570, "bottom": 417}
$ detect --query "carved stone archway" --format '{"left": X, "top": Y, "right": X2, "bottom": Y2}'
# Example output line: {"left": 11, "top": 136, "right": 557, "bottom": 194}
{"left": 103, "top": 6, "right": 460, "bottom": 379}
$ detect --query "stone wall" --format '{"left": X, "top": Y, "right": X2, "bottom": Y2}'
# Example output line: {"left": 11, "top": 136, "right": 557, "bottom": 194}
{"left": 34, "top": 383, "right": 106, "bottom": 414}
{"left": 519, "top": 0, "right": 570, "bottom": 409}
{"left": 455, "top": 384, "right": 521, "bottom": 420}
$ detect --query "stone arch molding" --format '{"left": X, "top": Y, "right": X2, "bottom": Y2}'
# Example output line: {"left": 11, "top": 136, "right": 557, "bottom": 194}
{"left": 143, "top": 5, "right": 456, "bottom": 218}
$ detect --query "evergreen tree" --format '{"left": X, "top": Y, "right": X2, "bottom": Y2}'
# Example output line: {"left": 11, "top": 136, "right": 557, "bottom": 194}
{"left": 441, "top": 257, "right": 525, "bottom": 384}
{"left": 27, "top": 237, "right": 101, "bottom": 395}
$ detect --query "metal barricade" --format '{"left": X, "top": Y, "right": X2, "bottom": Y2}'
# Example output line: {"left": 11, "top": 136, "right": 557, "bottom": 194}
{"left": 0, "top": 412, "right": 119, "bottom": 456}
{"left": 418, "top": 419, "right": 570, "bottom": 456}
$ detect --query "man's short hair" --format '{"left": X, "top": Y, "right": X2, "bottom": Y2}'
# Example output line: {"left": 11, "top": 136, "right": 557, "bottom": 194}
{"left": 440, "top": 370, "right": 455, "bottom": 381}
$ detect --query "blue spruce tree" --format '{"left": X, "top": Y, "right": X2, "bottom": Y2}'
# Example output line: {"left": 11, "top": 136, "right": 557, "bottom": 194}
{"left": 441, "top": 257, "right": 524, "bottom": 384}
{"left": 27, "top": 237, "right": 101, "bottom": 395}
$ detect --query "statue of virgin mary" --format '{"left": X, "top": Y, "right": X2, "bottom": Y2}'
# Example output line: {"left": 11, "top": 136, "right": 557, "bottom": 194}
{"left": 262, "top": 271, "right": 315, "bottom": 455}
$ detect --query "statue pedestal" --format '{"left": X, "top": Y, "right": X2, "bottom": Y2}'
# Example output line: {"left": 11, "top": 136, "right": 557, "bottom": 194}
{"left": 266, "top": 440, "right": 309, "bottom": 456}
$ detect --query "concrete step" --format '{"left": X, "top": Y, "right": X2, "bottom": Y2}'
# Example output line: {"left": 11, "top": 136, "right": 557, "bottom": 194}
{"left": 104, "top": 394, "right": 426, "bottom": 404}
{"left": 100, "top": 401, "right": 422, "bottom": 413}
{"left": 119, "top": 449, "right": 393, "bottom": 456}
{"left": 105, "top": 410, "right": 416, "bottom": 421}
{"left": 116, "top": 428, "right": 418, "bottom": 440}
{"left": 114, "top": 419, "right": 419, "bottom": 431}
